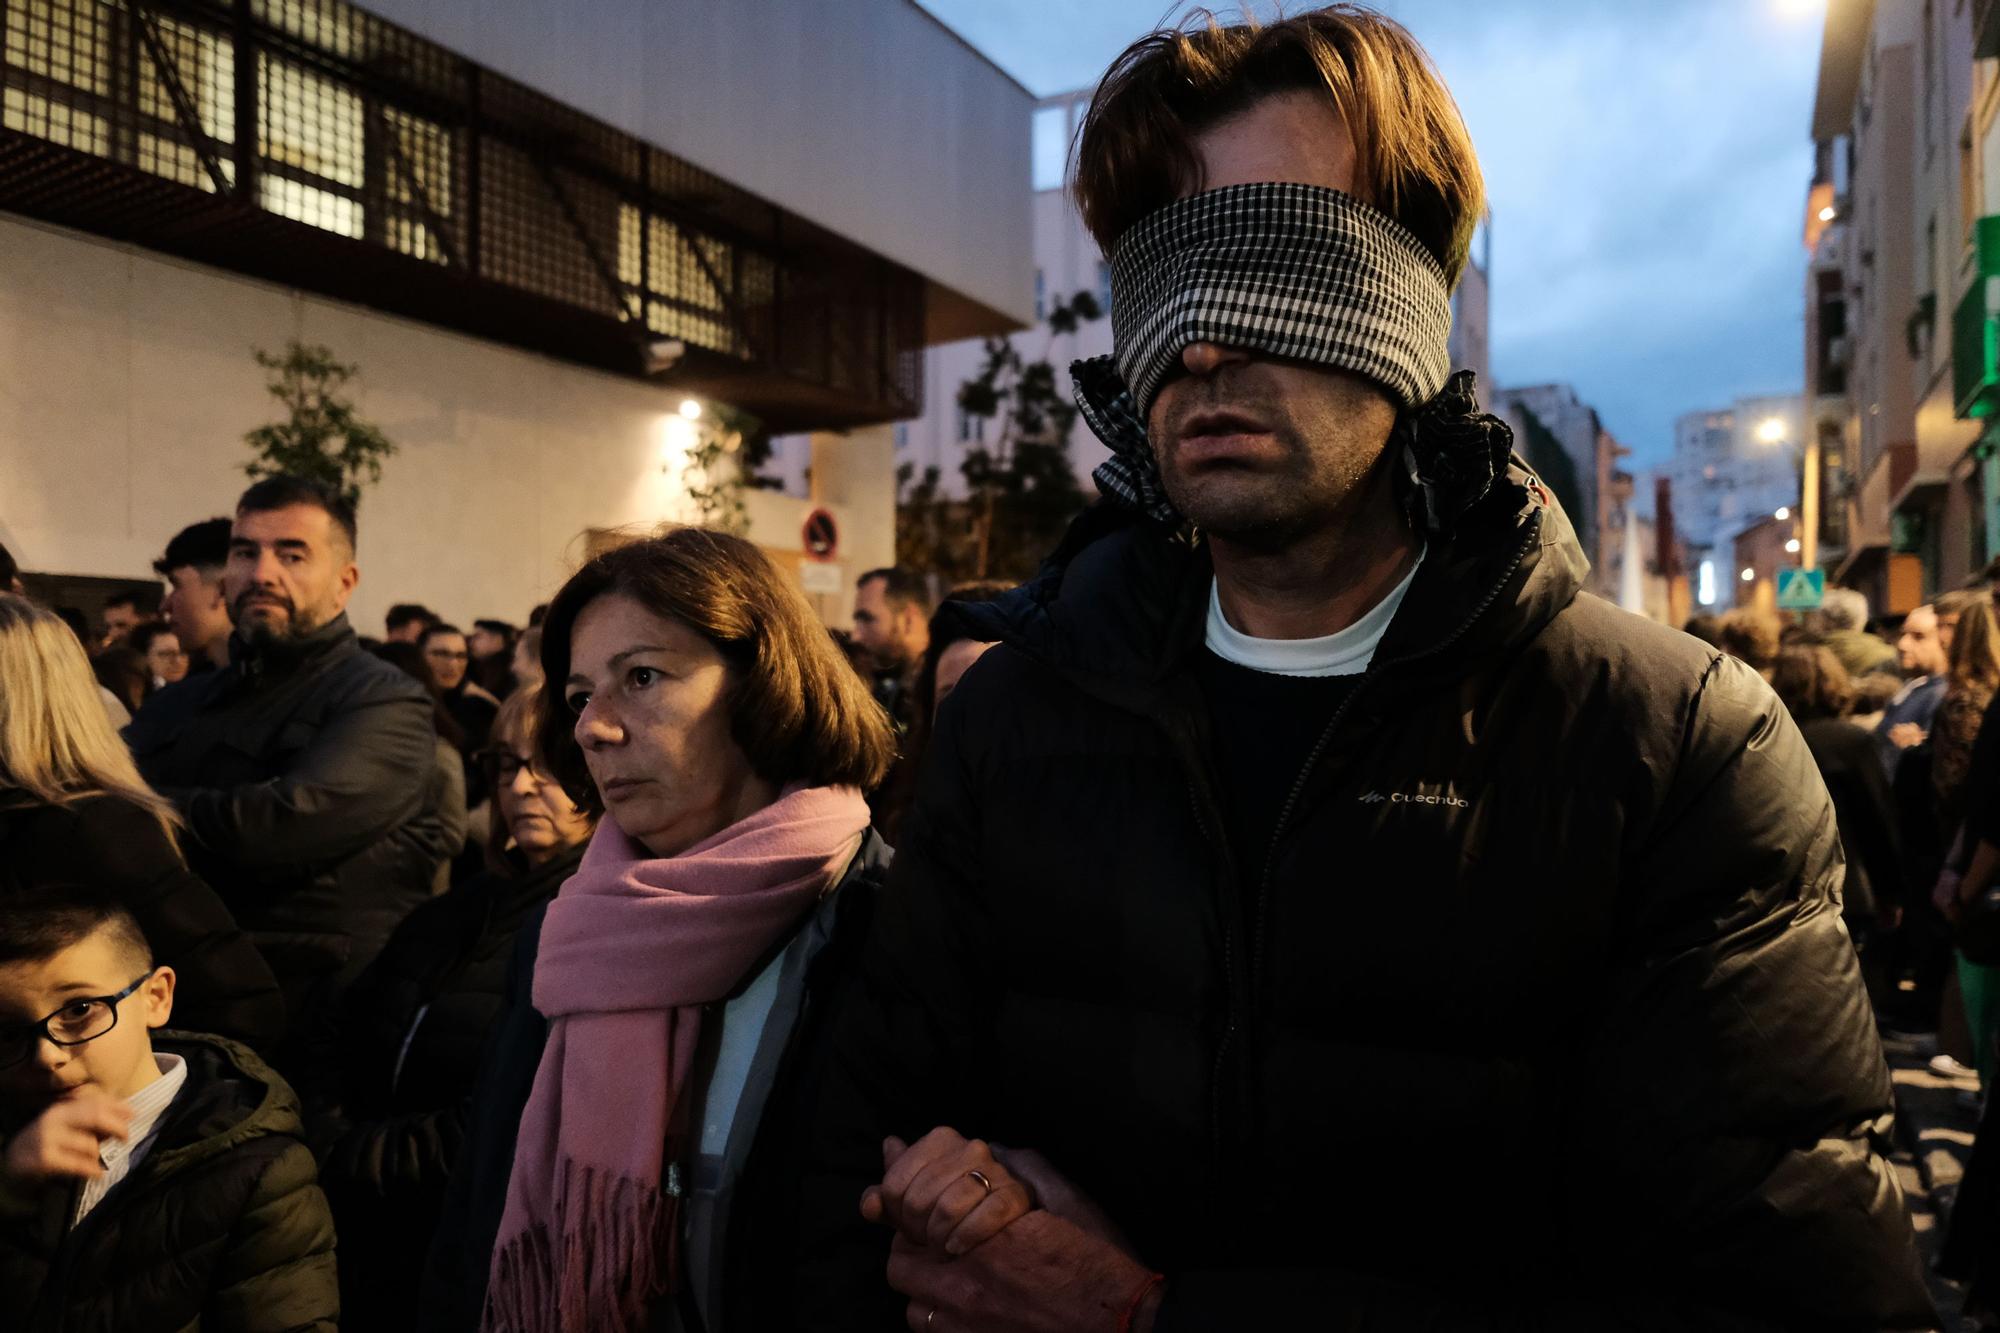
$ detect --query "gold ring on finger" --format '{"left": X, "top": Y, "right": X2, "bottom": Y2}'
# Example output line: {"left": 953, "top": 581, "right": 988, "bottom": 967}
{"left": 966, "top": 1169, "right": 993, "bottom": 1195}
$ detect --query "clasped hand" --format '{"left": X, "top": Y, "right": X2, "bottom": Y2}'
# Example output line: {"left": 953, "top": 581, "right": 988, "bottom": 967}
{"left": 860, "top": 1127, "right": 1159, "bottom": 1333}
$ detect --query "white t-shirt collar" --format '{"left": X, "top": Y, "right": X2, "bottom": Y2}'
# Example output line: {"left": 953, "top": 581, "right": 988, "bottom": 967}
{"left": 1204, "top": 548, "right": 1424, "bottom": 678}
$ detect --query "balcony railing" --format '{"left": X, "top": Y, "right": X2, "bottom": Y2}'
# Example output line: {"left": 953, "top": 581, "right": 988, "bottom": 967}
{"left": 0, "top": 0, "right": 924, "bottom": 429}
{"left": 1953, "top": 216, "right": 2000, "bottom": 420}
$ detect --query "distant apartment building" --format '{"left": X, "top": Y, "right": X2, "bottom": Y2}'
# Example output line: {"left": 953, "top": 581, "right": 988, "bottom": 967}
{"left": 1807, "top": 0, "right": 1997, "bottom": 612}
{"left": 1665, "top": 397, "right": 1805, "bottom": 612}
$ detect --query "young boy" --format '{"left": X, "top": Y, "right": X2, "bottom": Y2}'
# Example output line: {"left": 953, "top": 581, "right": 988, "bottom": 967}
{"left": 0, "top": 886, "right": 337, "bottom": 1331}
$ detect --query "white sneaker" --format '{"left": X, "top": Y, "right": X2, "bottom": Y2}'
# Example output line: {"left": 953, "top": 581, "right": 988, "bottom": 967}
{"left": 1929, "top": 1053, "right": 1978, "bottom": 1079}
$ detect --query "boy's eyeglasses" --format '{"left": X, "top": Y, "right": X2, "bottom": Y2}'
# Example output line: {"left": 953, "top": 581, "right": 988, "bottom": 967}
{"left": 0, "top": 971, "right": 156, "bottom": 1071}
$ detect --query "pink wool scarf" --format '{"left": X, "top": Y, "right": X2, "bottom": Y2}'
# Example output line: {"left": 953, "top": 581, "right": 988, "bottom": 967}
{"left": 483, "top": 783, "right": 871, "bottom": 1333}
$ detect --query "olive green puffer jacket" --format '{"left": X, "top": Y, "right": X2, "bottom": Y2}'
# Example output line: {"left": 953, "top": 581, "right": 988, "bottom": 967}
{"left": 0, "top": 1031, "right": 338, "bottom": 1332}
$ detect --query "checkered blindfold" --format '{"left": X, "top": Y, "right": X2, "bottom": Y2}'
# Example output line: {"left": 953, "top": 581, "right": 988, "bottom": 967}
{"left": 1075, "top": 182, "right": 1512, "bottom": 533}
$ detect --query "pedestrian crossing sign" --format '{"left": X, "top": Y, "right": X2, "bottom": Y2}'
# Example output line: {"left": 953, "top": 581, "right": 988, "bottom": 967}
{"left": 1776, "top": 567, "right": 1824, "bottom": 611}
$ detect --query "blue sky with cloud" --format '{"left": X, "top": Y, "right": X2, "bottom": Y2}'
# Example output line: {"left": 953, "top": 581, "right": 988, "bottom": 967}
{"left": 917, "top": 0, "right": 1827, "bottom": 469}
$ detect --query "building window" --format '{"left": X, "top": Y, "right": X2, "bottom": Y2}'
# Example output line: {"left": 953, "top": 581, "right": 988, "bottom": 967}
{"left": 894, "top": 423, "right": 909, "bottom": 450}
{"left": 1034, "top": 268, "right": 1045, "bottom": 321}
{"left": 956, "top": 407, "right": 985, "bottom": 443}
{"left": 0, "top": 0, "right": 928, "bottom": 424}
{"left": 1096, "top": 260, "right": 1111, "bottom": 315}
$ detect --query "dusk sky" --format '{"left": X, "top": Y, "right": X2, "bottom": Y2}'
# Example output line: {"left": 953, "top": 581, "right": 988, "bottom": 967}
{"left": 918, "top": 0, "right": 1828, "bottom": 472}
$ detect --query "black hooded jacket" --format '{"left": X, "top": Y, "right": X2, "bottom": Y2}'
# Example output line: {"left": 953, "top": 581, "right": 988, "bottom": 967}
{"left": 0, "top": 1033, "right": 338, "bottom": 1333}
{"left": 801, "top": 468, "right": 1935, "bottom": 1330}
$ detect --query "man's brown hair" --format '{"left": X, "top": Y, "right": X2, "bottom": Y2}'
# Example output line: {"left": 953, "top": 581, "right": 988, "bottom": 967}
{"left": 1073, "top": 5, "right": 1485, "bottom": 286}
{"left": 534, "top": 528, "right": 896, "bottom": 814}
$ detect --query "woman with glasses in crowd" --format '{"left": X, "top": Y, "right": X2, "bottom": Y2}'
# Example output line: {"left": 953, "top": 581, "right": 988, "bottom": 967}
{"left": 420, "top": 528, "right": 895, "bottom": 1333}
{"left": 0, "top": 593, "right": 283, "bottom": 1051}
{"left": 319, "top": 685, "right": 595, "bottom": 1328}
{"left": 129, "top": 621, "right": 189, "bottom": 694}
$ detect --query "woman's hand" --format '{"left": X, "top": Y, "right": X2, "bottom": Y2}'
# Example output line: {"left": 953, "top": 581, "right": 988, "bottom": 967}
{"left": 861, "top": 1127, "right": 1036, "bottom": 1255}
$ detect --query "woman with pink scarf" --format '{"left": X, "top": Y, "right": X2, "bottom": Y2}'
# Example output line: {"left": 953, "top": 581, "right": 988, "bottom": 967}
{"left": 419, "top": 529, "right": 896, "bottom": 1333}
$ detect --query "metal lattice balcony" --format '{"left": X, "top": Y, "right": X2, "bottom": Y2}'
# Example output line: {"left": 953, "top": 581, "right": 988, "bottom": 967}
{"left": 0, "top": 0, "right": 924, "bottom": 429}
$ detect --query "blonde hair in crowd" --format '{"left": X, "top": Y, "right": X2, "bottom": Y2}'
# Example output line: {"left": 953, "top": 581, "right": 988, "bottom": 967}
{"left": 0, "top": 593, "right": 181, "bottom": 843}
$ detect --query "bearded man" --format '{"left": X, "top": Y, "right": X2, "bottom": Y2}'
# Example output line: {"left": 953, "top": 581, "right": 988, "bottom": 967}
{"left": 128, "top": 475, "right": 447, "bottom": 1092}
{"left": 798, "top": 8, "right": 1933, "bottom": 1330}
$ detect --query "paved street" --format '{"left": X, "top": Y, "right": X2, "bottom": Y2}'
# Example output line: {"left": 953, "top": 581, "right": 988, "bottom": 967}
{"left": 1884, "top": 1033, "right": 1984, "bottom": 1329}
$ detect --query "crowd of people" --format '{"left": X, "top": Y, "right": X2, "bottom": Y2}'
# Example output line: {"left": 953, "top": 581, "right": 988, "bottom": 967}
{"left": 0, "top": 7, "right": 1992, "bottom": 1331}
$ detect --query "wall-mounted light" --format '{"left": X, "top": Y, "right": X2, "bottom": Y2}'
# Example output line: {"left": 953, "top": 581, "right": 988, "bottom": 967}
{"left": 1755, "top": 417, "right": 1787, "bottom": 444}
{"left": 1784, "top": 538, "right": 1802, "bottom": 554}
{"left": 1774, "top": 506, "right": 1791, "bottom": 521}
{"left": 1818, "top": 206, "right": 1836, "bottom": 223}
{"left": 660, "top": 414, "right": 698, "bottom": 474}
{"left": 1740, "top": 567, "right": 1756, "bottom": 583}
{"left": 679, "top": 398, "right": 703, "bottom": 420}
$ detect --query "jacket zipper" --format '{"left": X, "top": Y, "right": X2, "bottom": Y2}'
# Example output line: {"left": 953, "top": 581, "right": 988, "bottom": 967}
{"left": 1180, "top": 770, "right": 1241, "bottom": 1182}
{"left": 1243, "top": 512, "right": 1543, "bottom": 1079}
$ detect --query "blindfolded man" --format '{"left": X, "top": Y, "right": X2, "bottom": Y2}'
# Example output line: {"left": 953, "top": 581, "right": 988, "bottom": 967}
{"left": 802, "top": 7, "right": 1933, "bottom": 1332}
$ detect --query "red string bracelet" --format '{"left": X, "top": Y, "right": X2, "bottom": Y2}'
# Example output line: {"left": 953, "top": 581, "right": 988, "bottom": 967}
{"left": 1116, "top": 1272, "right": 1165, "bottom": 1333}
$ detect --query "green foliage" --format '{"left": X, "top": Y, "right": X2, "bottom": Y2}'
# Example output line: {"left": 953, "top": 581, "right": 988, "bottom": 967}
{"left": 898, "top": 291, "right": 1102, "bottom": 580}
{"left": 242, "top": 343, "right": 396, "bottom": 507}
{"left": 681, "top": 401, "right": 770, "bottom": 536}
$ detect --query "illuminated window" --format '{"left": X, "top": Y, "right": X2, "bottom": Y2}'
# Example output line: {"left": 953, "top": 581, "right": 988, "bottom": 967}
{"left": 2, "top": 0, "right": 111, "bottom": 156}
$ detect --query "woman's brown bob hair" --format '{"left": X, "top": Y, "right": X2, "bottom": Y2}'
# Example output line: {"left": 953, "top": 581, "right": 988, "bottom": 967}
{"left": 534, "top": 528, "right": 896, "bottom": 812}
{"left": 1769, "top": 645, "right": 1854, "bottom": 723}
{"left": 1073, "top": 5, "right": 1486, "bottom": 285}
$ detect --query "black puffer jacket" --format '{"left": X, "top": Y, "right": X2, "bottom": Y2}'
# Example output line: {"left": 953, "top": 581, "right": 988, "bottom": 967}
{"left": 319, "top": 843, "right": 585, "bottom": 1328}
{"left": 0, "top": 1032, "right": 338, "bottom": 1332}
{"left": 804, "top": 473, "right": 1934, "bottom": 1330}
{"left": 126, "top": 613, "right": 450, "bottom": 1093}
{"left": 0, "top": 791, "right": 284, "bottom": 1051}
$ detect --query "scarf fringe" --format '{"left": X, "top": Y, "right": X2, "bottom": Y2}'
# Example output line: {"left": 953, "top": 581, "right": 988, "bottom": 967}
{"left": 483, "top": 1159, "right": 676, "bottom": 1333}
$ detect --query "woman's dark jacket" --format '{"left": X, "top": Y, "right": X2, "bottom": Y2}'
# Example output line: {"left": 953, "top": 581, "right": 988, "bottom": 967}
{"left": 418, "top": 831, "right": 892, "bottom": 1332}
{"left": 318, "top": 842, "right": 585, "bottom": 1327}
{"left": 800, "top": 470, "right": 1934, "bottom": 1331}
{"left": 0, "top": 1032, "right": 338, "bottom": 1332}
{"left": 1795, "top": 715, "right": 1905, "bottom": 917}
{"left": 0, "top": 790, "right": 284, "bottom": 1051}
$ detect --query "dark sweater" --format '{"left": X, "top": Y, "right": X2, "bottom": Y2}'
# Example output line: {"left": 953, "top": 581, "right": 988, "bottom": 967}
{"left": 318, "top": 843, "right": 585, "bottom": 1327}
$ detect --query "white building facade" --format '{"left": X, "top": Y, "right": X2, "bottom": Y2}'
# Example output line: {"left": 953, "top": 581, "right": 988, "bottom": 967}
{"left": 0, "top": 0, "right": 1032, "bottom": 629}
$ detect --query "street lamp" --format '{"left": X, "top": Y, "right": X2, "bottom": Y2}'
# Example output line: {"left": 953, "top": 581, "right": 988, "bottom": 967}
{"left": 1785, "top": 538, "right": 1802, "bottom": 554}
{"left": 1775, "top": 506, "right": 1790, "bottom": 521}
{"left": 1740, "top": 567, "right": 1756, "bottom": 583}
{"left": 1755, "top": 417, "right": 1788, "bottom": 445}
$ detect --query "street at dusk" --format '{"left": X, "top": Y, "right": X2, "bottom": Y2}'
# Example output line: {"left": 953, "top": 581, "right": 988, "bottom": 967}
{"left": 1, "top": 1, "right": 1997, "bottom": 1329}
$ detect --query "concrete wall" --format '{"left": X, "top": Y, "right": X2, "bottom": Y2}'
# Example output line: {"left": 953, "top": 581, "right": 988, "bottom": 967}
{"left": 352, "top": 0, "right": 1035, "bottom": 332}
{"left": 0, "top": 215, "right": 892, "bottom": 630}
